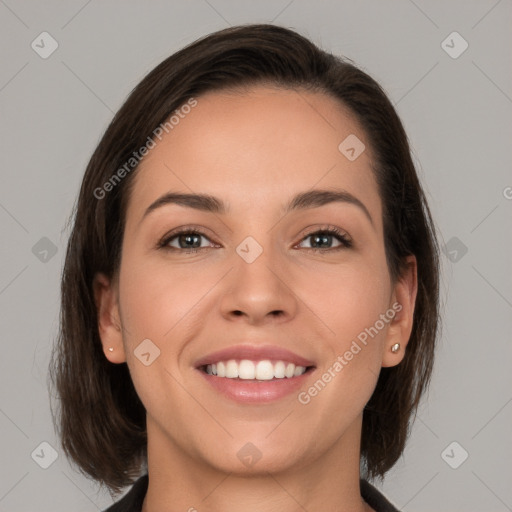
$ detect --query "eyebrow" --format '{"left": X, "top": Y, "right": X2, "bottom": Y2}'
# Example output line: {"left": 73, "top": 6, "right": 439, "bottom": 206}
{"left": 141, "top": 188, "right": 373, "bottom": 225}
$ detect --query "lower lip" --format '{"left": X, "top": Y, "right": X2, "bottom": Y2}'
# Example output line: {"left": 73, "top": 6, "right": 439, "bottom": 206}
{"left": 197, "top": 368, "right": 315, "bottom": 404}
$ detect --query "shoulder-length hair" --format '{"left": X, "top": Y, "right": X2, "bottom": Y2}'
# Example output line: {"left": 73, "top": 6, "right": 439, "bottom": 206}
{"left": 48, "top": 23, "right": 440, "bottom": 495}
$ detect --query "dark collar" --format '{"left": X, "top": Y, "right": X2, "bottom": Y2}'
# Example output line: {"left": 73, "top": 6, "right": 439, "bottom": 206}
{"left": 103, "top": 474, "right": 148, "bottom": 512}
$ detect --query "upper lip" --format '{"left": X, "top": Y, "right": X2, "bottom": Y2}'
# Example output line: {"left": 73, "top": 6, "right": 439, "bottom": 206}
{"left": 194, "top": 344, "right": 316, "bottom": 368}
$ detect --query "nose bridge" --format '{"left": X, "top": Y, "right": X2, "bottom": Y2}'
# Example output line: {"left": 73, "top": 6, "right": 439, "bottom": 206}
{"left": 219, "top": 233, "right": 297, "bottom": 323}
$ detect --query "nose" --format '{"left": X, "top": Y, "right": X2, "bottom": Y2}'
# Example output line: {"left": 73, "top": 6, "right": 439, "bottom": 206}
{"left": 219, "top": 240, "right": 298, "bottom": 326}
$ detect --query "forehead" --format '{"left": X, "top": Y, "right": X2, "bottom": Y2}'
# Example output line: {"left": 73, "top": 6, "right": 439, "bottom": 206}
{"left": 127, "top": 85, "right": 380, "bottom": 225}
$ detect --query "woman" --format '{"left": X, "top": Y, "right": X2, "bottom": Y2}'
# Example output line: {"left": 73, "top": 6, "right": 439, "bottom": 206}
{"left": 49, "top": 24, "right": 440, "bottom": 512}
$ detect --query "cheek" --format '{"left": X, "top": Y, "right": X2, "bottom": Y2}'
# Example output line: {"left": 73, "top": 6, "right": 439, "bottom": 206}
{"left": 296, "top": 263, "right": 391, "bottom": 414}
{"left": 116, "top": 254, "right": 210, "bottom": 414}
{"left": 295, "top": 256, "right": 392, "bottom": 342}
{"left": 294, "top": 256, "right": 391, "bottom": 396}
{"left": 118, "top": 253, "right": 215, "bottom": 339}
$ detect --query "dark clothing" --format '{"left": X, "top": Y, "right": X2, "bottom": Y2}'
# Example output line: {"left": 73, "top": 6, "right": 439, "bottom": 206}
{"left": 360, "top": 479, "right": 401, "bottom": 511}
{"left": 103, "top": 474, "right": 400, "bottom": 511}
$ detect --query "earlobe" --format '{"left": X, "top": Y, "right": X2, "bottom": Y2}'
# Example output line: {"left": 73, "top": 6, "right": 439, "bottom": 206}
{"left": 382, "top": 255, "right": 418, "bottom": 368}
{"left": 93, "top": 272, "right": 127, "bottom": 364}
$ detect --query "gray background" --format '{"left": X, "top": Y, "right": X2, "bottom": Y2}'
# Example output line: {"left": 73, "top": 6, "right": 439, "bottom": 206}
{"left": 0, "top": 1, "right": 511, "bottom": 511}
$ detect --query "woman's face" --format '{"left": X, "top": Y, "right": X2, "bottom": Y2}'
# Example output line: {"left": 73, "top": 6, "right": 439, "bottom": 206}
{"left": 95, "top": 85, "right": 416, "bottom": 475}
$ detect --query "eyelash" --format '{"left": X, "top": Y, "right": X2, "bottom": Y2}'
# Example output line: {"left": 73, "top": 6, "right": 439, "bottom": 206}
{"left": 157, "top": 225, "right": 353, "bottom": 254}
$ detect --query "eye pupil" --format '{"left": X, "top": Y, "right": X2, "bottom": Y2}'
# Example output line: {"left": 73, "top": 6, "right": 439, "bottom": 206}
{"left": 311, "top": 233, "right": 332, "bottom": 248}
{"left": 179, "top": 233, "right": 201, "bottom": 248}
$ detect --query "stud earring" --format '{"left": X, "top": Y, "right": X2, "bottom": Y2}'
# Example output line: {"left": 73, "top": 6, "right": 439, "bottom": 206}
{"left": 391, "top": 343, "right": 400, "bottom": 353}
{"left": 108, "top": 347, "right": 114, "bottom": 352}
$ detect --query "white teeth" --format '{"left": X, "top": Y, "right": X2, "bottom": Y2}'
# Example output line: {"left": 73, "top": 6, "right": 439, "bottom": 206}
{"left": 204, "top": 359, "right": 308, "bottom": 380}
{"left": 217, "top": 361, "right": 226, "bottom": 377}
{"left": 255, "top": 360, "right": 274, "bottom": 380}
{"left": 285, "top": 363, "right": 295, "bottom": 378}
{"left": 239, "top": 360, "right": 255, "bottom": 379}
{"left": 225, "top": 360, "right": 239, "bottom": 378}
{"left": 293, "top": 365, "right": 304, "bottom": 377}
{"left": 274, "top": 361, "right": 285, "bottom": 378}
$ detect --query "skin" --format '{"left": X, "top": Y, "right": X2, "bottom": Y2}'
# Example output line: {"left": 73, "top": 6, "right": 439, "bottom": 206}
{"left": 94, "top": 85, "right": 417, "bottom": 512}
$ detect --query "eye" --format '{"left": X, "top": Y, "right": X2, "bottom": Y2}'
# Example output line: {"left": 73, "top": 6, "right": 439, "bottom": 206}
{"left": 158, "top": 228, "right": 217, "bottom": 253}
{"left": 296, "top": 227, "right": 352, "bottom": 252}
{"left": 157, "top": 225, "right": 352, "bottom": 254}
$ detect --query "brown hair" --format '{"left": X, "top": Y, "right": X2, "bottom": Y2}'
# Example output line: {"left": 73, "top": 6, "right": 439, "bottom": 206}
{"left": 48, "top": 23, "right": 440, "bottom": 495}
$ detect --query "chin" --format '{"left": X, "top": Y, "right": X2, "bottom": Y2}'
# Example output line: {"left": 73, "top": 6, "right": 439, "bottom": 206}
{"left": 200, "top": 438, "right": 306, "bottom": 476}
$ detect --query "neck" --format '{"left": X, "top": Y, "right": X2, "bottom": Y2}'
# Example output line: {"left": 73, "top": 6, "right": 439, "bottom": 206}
{"left": 141, "top": 414, "right": 374, "bottom": 512}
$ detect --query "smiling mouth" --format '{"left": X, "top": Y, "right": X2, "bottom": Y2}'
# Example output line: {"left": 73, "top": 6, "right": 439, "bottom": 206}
{"left": 199, "top": 359, "right": 316, "bottom": 381}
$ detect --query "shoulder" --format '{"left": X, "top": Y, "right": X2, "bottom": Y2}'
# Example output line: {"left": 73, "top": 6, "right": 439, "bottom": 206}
{"left": 360, "top": 479, "right": 401, "bottom": 512}
{"left": 102, "top": 474, "right": 149, "bottom": 512}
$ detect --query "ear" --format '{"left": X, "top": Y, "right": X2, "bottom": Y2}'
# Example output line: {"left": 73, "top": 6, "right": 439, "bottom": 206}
{"left": 92, "top": 272, "right": 126, "bottom": 364}
{"left": 381, "top": 255, "right": 418, "bottom": 368}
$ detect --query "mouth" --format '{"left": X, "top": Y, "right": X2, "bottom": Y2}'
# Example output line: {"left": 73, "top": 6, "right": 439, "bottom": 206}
{"left": 197, "top": 362, "right": 316, "bottom": 403}
{"left": 194, "top": 344, "right": 317, "bottom": 403}
{"left": 194, "top": 344, "right": 316, "bottom": 404}
{"left": 198, "top": 359, "right": 316, "bottom": 380}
